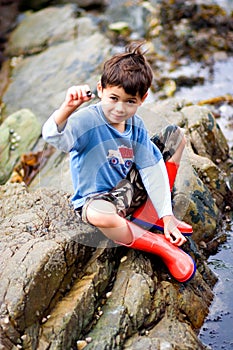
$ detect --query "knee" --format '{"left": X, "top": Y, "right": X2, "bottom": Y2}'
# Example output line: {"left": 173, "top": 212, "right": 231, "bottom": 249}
{"left": 86, "top": 200, "right": 117, "bottom": 227}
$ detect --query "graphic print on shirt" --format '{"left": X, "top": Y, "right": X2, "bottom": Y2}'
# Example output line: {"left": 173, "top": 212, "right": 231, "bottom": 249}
{"left": 107, "top": 145, "right": 134, "bottom": 170}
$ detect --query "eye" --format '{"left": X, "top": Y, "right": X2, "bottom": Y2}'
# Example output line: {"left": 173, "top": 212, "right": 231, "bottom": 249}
{"left": 127, "top": 99, "right": 137, "bottom": 105}
{"left": 110, "top": 96, "right": 118, "bottom": 102}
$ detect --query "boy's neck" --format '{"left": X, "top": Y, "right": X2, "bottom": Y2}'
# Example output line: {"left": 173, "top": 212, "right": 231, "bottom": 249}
{"left": 111, "top": 121, "right": 126, "bottom": 133}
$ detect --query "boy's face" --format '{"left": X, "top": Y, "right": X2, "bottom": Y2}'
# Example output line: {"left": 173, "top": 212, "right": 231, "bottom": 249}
{"left": 97, "top": 84, "right": 147, "bottom": 130}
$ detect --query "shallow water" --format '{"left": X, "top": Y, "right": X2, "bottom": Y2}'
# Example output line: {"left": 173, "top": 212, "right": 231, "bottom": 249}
{"left": 174, "top": 57, "right": 233, "bottom": 148}
{"left": 173, "top": 58, "right": 233, "bottom": 103}
{"left": 199, "top": 220, "right": 233, "bottom": 350}
{"left": 174, "top": 56, "right": 233, "bottom": 349}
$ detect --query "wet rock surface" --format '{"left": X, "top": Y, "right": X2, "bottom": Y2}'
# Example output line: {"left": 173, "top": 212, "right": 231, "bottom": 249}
{"left": 0, "top": 0, "right": 233, "bottom": 349}
{"left": 0, "top": 183, "right": 218, "bottom": 350}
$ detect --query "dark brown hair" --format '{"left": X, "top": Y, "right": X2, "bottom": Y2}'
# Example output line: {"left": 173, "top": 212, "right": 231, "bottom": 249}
{"left": 100, "top": 43, "right": 153, "bottom": 98}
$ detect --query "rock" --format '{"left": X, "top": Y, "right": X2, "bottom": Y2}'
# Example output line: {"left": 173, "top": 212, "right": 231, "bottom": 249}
{"left": 0, "top": 60, "right": 11, "bottom": 98}
{"left": 2, "top": 5, "right": 112, "bottom": 124}
{"left": 0, "top": 182, "right": 217, "bottom": 350}
{"left": 37, "top": 246, "right": 118, "bottom": 349}
{"left": 76, "top": 340, "right": 88, "bottom": 350}
{"left": 29, "top": 147, "right": 73, "bottom": 192}
{"left": 0, "top": 1, "right": 232, "bottom": 349}
{"left": 173, "top": 160, "right": 219, "bottom": 243}
{"left": 0, "top": 0, "right": 20, "bottom": 67}
{"left": 125, "top": 271, "right": 216, "bottom": 350}
{"left": 187, "top": 149, "right": 228, "bottom": 208}
{"left": 6, "top": 4, "right": 84, "bottom": 56}
{"left": 182, "top": 105, "right": 229, "bottom": 162}
{"left": 3, "top": 32, "right": 111, "bottom": 124}
{"left": 150, "top": 1, "right": 233, "bottom": 60}
{"left": 138, "top": 100, "right": 228, "bottom": 242}
{"left": 108, "top": 21, "right": 131, "bottom": 37}
{"left": 105, "top": 0, "right": 152, "bottom": 40}
{"left": 138, "top": 99, "right": 186, "bottom": 133}
{"left": 0, "top": 183, "right": 96, "bottom": 348}
{"left": 0, "top": 109, "right": 41, "bottom": 184}
{"left": 125, "top": 316, "right": 207, "bottom": 350}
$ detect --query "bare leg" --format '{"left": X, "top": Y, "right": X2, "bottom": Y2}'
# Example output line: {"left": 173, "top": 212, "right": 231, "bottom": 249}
{"left": 86, "top": 199, "right": 133, "bottom": 244}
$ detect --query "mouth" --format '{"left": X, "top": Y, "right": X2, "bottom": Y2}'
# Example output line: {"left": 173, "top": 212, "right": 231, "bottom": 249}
{"left": 111, "top": 114, "right": 124, "bottom": 120}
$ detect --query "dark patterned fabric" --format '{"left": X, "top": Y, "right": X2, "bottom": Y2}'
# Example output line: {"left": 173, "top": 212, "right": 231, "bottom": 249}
{"left": 151, "top": 124, "right": 182, "bottom": 162}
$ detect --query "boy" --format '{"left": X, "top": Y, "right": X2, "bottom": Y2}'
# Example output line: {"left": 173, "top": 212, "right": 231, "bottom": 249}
{"left": 43, "top": 43, "right": 195, "bottom": 282}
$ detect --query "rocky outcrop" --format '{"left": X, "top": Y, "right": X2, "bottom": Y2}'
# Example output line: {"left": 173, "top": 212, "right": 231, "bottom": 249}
{"left": 0, "top": 182, "right": 218, "bottom": 350}
{"left": 2, "top": 4, "right": 112, "bottom": 123}
{"left": 139, "top": 100, "right": 230, "bottom": 242}
{"left": 0, "top": 97, "right": 230, "bottom": 349}
{"left": 0, "top": 1, "right": 233, "bottom": 349}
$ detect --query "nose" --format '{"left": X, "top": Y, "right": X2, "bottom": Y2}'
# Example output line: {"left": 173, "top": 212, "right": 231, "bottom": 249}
{"left": 115, "top": 101, "right": 125, "bottom": 113}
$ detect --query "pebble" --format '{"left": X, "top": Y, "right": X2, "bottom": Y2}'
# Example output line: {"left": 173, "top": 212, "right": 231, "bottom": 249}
{"left": 11, "top": 137, "right": 17, "bottom": 144}
{"left": 106, "top": 291, "right": 112, "bottom": 298}
{"left": 199, "top": 241, "right": 207, "bottom": 249}
{"left": 77, "top": 340, "right": 87, "bottom": 350}
{"left": 85, "top": 337, "right": 92, "bottom": 343}
{"left": 3, "top": 316, "right": 9, "bottom": 324}
{"left": 98, "top": 310, "right": 103, "bottom": 316}
{"left": 115, "top": 334, "right": 121, "bottom": 346}
{"left": 120, "top": 256, "right": 127, "bottom": 263}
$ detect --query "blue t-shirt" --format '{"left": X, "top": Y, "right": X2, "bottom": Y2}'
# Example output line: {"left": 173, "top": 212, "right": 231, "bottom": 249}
{"left": 43, "top": 102, "right": 162, "bottom": 209}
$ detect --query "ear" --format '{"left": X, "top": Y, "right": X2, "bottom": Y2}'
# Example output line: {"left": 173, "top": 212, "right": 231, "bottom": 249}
{"left": 97, "top": 81, "right": 103, "bottom": 98}
{"left": 140, "top": 91, "right": 148, "bottom": 103}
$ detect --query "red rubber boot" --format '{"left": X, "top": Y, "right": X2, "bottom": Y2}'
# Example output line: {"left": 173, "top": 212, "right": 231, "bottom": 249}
{"left": 165, "top": 161, "right": 179, "bottom": 191}
{"left": 121, "top": 221, "right": 196, "bottom": 282}
{"left": 131, "top": 162, "right": 193, "bottom": 235}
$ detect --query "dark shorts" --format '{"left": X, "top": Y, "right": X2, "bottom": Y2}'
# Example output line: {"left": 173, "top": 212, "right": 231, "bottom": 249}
{"left": 79, "top": 125, "right": 183, "bottom": 223}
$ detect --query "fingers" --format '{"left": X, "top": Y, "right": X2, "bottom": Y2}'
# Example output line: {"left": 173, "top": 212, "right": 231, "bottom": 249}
{"left": 163, "top": 215, "right": 187, "bottom": 246}
{"left": 164, "top": 227, "right": 187, "bottom": 246}
{"left": 171, "top": 230, "right": 187, "bottom": 246}
{"left": 65, "top": 85, "right": 94, "bottom": 105}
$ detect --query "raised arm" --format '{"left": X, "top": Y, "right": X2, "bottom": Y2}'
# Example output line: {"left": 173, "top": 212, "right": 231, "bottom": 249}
{"left": 42, "top": 85, "right": 95, "bottom": 152}
{"left": 54, "top": 85, "right": 94, "bottom": 127}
